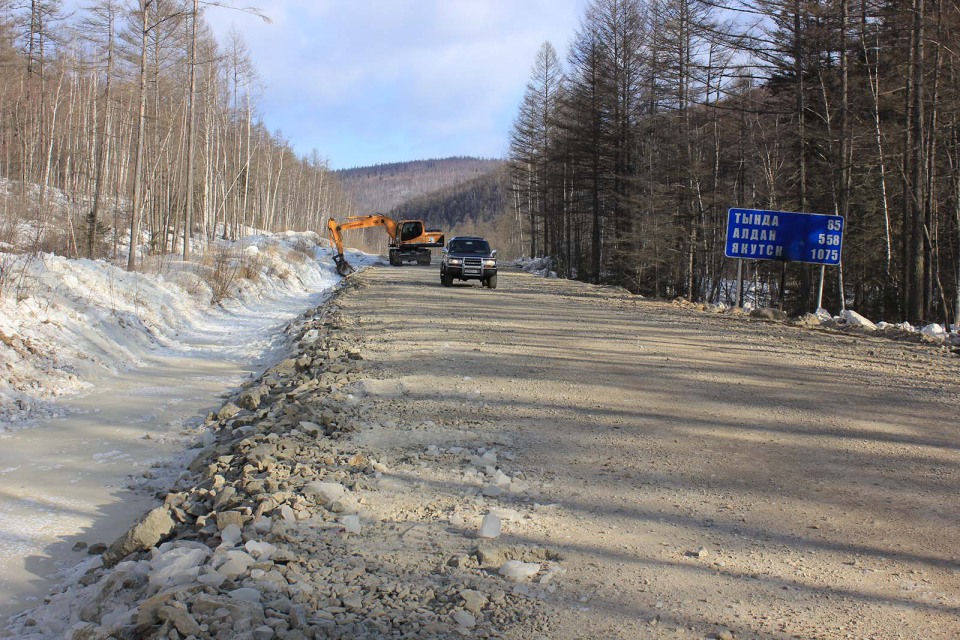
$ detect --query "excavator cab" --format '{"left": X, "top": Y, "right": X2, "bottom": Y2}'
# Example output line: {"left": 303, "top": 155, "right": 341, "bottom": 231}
{"left": 399, "top": 221, "right": 424, "bottom": 242}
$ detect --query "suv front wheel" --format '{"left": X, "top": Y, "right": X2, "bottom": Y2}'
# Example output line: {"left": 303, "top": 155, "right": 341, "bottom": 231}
{"left": 483, "top": 274, "right": 497, "bottom": 289}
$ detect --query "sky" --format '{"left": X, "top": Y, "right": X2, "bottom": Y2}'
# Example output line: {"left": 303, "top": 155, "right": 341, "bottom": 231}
{"left": 203, "top": 1, "right": 590, "bottom": 170}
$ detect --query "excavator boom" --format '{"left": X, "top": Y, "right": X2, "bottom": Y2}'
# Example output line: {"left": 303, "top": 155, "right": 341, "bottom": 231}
{"left": 327, "top": 215, "right": 443, "bottom": 276}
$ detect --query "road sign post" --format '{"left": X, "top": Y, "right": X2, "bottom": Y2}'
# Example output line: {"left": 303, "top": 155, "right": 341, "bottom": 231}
{"left": 725, "top": 208, "right": 844, "bottom": 310}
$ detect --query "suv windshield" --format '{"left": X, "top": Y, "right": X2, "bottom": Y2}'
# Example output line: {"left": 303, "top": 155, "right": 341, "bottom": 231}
{"left": 448, "top": 239, "right": 491, "bottom": 254}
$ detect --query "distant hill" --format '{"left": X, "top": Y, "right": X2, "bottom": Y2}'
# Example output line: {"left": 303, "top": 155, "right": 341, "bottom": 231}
{"left": 387, "top": 165, "right": 510, "bottom": 232}
{"left": 387, "top": 165, "right": 523, "bottom": 259}
{"left": 336, "top": 157, "right": 502, "bottom": 214}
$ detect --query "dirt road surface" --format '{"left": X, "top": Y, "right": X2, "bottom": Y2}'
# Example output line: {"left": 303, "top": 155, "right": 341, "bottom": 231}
{"left": 337, "top": 265, "right": 960, "bottom": 639}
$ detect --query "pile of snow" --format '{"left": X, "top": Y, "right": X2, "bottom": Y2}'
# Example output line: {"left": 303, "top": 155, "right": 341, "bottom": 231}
{"left": 828, "top": 309, "right": 959, "bottom": 345}
{"left": 513, "top": 256, "right": 557, "bottom": 278}
{"left": 0, "top": 231, "right": 375, "bottom": 427}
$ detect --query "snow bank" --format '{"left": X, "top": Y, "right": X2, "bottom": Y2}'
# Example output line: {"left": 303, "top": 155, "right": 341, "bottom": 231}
{"left": 513, "top": 256, "right": 557, "bottom": 278}
{"left": 0, "top": 232, "right": 373, "bottom": 427}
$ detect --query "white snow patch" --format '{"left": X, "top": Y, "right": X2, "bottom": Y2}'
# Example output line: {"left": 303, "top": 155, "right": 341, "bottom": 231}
{"left": 0, "top": 233, "right": 376, "bottom": 427}
{"left": 838, "top": 309, "right": 877, "bottom": 330}
{"left": 513, "top": 256, "right": 557, "bottom": 278}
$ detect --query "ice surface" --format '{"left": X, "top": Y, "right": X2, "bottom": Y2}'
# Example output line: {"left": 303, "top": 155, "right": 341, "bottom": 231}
{"left": 148, "top": 546, "right": 208, "bottom": 588}
{"left": 215, "top": 550, "right": 256, "bottom": 580}
{"left": 498, "top": 560, "right": 541, "bottom": 582}
{"left": 452, "top": 610, "right": 476, "bottom": 628}
{"left": 303, "top": 481, "right": 346, "bottom": 505}
{"left": 478, "top": 513, "right": 502, "bottom": 539}
{"left": 921, "top": 323, "right": 948, "bottom": 340}
{"left": 839, "top": 309, "right": 877, "bottom": 330}
{"left": 244, "top": 540, "right": 277, "bottom": 560}
{"left": 341, "top": 515, "right": 362, "bottom": 534}
{"left": 220, "top": 523, "right": 243, "bottom": 546}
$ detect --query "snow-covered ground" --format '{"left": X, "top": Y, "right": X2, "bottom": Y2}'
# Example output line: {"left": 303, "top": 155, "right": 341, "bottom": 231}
{"left": 0, "top": 232, "right": 377, "bottom": 427}
{"left": 0, "top": 232, "right": 378, "bottom": 622}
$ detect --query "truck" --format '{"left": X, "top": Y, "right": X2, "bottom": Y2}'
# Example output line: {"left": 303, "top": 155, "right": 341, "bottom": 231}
{"left": 326, "top": 215, "right": 444, "bottom": 276}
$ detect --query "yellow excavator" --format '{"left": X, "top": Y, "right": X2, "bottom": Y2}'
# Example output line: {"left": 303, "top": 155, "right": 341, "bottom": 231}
{"left": 326, "top": 215, "right": 445, "bottom": 276}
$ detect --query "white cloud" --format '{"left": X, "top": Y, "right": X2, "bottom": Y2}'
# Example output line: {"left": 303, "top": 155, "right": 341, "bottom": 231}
{"left": 204, "top": 0, "right": 588, "bottom": 168}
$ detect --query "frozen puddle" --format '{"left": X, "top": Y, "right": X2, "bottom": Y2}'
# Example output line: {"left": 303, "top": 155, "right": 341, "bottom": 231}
{"left": 0, "top": 289, "right": 331, "bottom": 623}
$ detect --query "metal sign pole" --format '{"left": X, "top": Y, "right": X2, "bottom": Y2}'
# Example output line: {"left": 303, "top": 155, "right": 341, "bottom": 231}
{"left": 736, "top": 259, "right": 743, "bottom": 307}
{"left": 816, "top": 264, "right": 825, "bottom": 311}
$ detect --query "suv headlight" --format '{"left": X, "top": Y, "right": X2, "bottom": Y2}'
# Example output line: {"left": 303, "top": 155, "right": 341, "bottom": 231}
{"left": 448, "top": 258, "right": 463, "bottom": 266}
{"left": 482, "top": 259, "right": 496, "bottom": 267}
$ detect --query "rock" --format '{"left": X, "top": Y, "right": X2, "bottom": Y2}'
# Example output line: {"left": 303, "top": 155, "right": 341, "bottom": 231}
{"left": 476, "top": 546, "right": 505, "bottom": 568}
{"left": 229, "top": 587, "right": 263, "bottom": 604}
{"left": 239, "top": 385, "right": 269, "bottom": 410}
{"left": 482, "top": 484, "right": 503, "bottom": 497}
{"left": 302, "top": 481, "right": 346, "bottom": 505}
{"left": 136, "top": 591, "right": 179, "bottom": 628}
{"left": 298, "top": 421, "right": 323, "bottom": 436}
{"left": 452, "top": 610, "right": 476, "bottom": 628}
{"left": 216, "top": 510, "right": 245, "bottom": 531}
{"left": 253, "top": 625, "right": 275, "bottom": 640}
{"left": 714, "top": 630, "right": 734, "bottom": 640}
{"left": 158, "top": 604, "right": 202, "bottom": 637}
{"left": 79, "top": 568, "right": 130, "bottom": 622}
{"left": 448, "top": 554, "right": 470, "bottom": 569}
{"left": 72, "top": 541, "right": 88, "bottom": 552}
{"left": 212, "top": 485, "right": 238, "bottom": 511}
{"left": 796, "top": 313, "right": 822, "bottom": 327}
{"left": 749, "top": 308, "right": 788, "bottom": 322}
{"left": 814, "top": 307, "right": 832, "bottom": 321}
{"left": 88, "top": 543, "right": 107, "bottom": 555}
{"left": 102, "top": 506, "right": 175, "bottom": 568}
{"left": 479, "top": 512, "right": 501, "bottom": 538}
{"left": 191, "top": 593, "right": 265, "bottom": 625}
{"left": 499, "top": 560, "right": 540, "bottom": 582}
{"left": 460, "top": 590, "right": 488, "bottom": 614}
{"left": 218, "top": 402, "right": 242, "bottom": 420}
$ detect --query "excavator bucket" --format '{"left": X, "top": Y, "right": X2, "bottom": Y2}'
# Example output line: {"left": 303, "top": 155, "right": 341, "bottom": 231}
{"left": 333, "top": 254, "right": 354, "bottom": 276}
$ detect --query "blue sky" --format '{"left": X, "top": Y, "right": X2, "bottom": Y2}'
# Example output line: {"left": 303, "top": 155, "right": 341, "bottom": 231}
{"left": 205, "top": 1, "right": 589, "bottom": 170}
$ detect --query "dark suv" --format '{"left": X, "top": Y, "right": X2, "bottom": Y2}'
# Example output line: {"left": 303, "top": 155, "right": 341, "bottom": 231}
{"left": 440, "top": 236, "right": 498, "bottom": 289}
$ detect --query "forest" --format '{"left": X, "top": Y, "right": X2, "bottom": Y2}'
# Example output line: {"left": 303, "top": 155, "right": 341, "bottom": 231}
{"left": 336, "top": 157, "right": 501, "bottom": 216}
{"left": 509, "top": 0, "right": 960, "bottom": 323}
{"left": 0, "top": 0, "right": 355, "bottom": 269}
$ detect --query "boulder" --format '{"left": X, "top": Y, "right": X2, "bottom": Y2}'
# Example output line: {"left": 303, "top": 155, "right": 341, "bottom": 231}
{"left": 102, "top": 507, "right": 175, "bottom": 568}
{"left": 217, "top": 402, "right": 242, "bottom": 420}
{"left": 239, "top": 385, "right": 270, "bottom": 410}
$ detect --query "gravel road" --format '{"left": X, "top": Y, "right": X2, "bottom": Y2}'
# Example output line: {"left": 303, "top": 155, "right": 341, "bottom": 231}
{"left": 8, "top": 263, "right": 959, "bottom": 640}
{"left": 338, "top": 265, "right": 960, "bottom": 639}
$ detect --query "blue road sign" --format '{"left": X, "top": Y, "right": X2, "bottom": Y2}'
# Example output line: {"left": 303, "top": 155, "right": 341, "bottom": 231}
{"left": 725, "top": 208, "right": 844, "bottom": 265}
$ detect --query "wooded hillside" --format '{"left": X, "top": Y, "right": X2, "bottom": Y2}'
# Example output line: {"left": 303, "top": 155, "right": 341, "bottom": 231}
{"left": 336, "top": 157, "right": 501, "bottom": 215}
{"left": 386, "top": 165, "right": 522, "bottom": 255}
{"left": 0, "top": 0, "right": 354, "bottom": 267}
{"left": 509, "top": 0, "right": 960, "bottom": 324}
